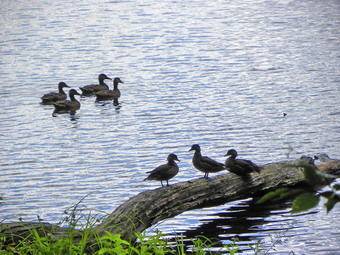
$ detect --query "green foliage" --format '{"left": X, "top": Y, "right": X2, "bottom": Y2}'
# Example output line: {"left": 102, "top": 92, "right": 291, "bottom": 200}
{"left": 321, "top": 192, "right": 340, "bottom": 213}
{"left": 258, "top": 163, "right": 339, "bottom": 214}
{"left": 224, "top": 241, "right": 241, "bottom": 255}
{"left": 303, "top": 164, "right": 337, "bottom": 186}
{"left": 0, "top": 225, "right": 267, "bottom": 255}
{"left": 256, "top": 188, "right": 304, "bottom": 204}
{"left": 189, "top": 235, "right": 219, "bottom": 255}
{"left": 96, "top": 231, "right": 177, "bottom": 255}
{"left": 248, "top": 240, "right": 264, "bottom": 255}
{"left": 292, "top": 193, "right": 320, "bottom": 213}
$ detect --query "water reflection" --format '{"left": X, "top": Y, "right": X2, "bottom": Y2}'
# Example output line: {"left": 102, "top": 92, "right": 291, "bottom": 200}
{"left": 1, "top": 0, "right": 339, "bottom": 253}
{"left": 162, "top": 199, "right": 303, "bottom": 253}
{"left": 51, "top": 111, "right": 80, "bottom": 126}
{"left": 95, "top": 99, "right": 122, "bottom": 112}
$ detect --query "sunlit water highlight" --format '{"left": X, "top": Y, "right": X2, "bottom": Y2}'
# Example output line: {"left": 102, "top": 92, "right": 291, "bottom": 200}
{"left": 1, "top": 0, "right": 339, "bottom": 253}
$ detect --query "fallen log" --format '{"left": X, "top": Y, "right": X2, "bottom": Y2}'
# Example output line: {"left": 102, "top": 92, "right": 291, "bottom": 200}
{"left": 1, "top": 157, "right": 339, "bottom": 247}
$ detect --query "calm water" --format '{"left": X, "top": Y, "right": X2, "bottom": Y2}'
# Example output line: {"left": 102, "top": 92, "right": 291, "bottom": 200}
{"left": 1, "top": 0, "right": 339, "bottom": 253}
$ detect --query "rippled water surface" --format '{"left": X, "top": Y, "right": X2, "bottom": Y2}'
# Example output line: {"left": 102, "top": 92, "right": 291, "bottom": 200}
{"left": 1, "top": 0, "right": 339, "bottom": 253}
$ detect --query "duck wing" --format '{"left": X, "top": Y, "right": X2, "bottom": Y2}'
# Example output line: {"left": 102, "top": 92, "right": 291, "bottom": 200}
{"left": 41, "top": 92, "right": 66, "bottom": 103}
{"left": 200, "top": 156, "right": 225, "bottom": 171}
{"left": 80, "top": 84, "right": 109, "bottom": 93}
{"left": 236, "top": 159, "right": 260, "bottom": 173}
{"left": 145, "top": 164, "right": 172, "bottom": 180}
{"left": 52, "top": 100, "right": 70, "bottom": 110}
{"left": 53, "top": 100, "right": 80, "bottom": 111}
{"left": 95, "top": 90, "right": 120, "bottom": 100}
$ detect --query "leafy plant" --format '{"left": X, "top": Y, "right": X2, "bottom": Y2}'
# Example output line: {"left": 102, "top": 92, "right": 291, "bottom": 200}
{"left": 257, "top": 163, "right": 339, "bottom": 214}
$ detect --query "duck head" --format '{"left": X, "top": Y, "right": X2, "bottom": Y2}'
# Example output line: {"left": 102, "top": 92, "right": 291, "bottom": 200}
{"left": 99, "top": 73, "right": 112, "bottom": 81}
{"left": 113, "top": 77, "right": 124, "bottom": 84}
{"left": 225, "top": 149, "right": 238, "bottom": 157}
{"left": 58, "top": 82, "right": 70, "bottom": 89}
{"left": 189, "top": 144, "right": 201, "bottom": 152}
{"left": 168, "top": 153, "right": 180, "bottom": 162}
{"left": 69, "top": 89, "right": 81, "bottom": 97}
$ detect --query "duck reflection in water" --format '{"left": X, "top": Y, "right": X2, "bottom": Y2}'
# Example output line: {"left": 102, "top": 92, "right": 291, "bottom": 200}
{"left": 144, "top": 153, "right": 180, "bottom": 187}
{"left": 96, "top": 98, "right": 122, "bottom": 112}
{"left": 173, "top": 198, "right": 297, "bottom": 250}
{"left": 52, "top": 89, "right": 81, "bottom": 116}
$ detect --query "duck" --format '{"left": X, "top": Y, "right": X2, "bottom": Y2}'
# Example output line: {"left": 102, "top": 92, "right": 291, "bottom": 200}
{"left": 79, "top": 74, "right": 112, "bottom": 95}
{"left": 95, "top": 77, "right": 124, "bottom": 101}
{"left": 52, "top": 89, "right": 81, "bottom": 113}
{"left": 224, "top": 149, "right": 260, "bottom": 175}
{"left": 314, "top": 153, "right": 332, "bottom": 162}
{"left": 189, "top": 144, "right": 225, "bottom": 178}
{"left": 41, "top": 82, "right": 70, "bottom": 104}
{"left": 144, "top": 153, "right": 180, "bottom": 187}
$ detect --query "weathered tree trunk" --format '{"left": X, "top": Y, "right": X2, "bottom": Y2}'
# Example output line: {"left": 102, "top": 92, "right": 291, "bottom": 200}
{"left": 1, "top": 158, "right": 339, "bottom": 246}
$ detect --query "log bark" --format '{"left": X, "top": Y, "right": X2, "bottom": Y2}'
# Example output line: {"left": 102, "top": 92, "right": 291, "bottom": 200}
{"left": 1, "top": 158, "right": 339, "bottom": 246}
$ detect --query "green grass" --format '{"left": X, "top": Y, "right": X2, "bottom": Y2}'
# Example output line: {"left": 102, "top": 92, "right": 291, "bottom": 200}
{"left": 0, "top": 195, "right": 266, "bottom": 255}
{"left": 1, "top": 228, "right": 263, "bottom": 255}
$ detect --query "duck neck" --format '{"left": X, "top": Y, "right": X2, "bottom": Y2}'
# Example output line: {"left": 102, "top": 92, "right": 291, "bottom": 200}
{"left": 69, "top": 94, "right": 79, "bottom": 102}
{"left": 113, "top": 81, "right": 119, "bottom": 90}
{"left": 194, "top": 149, "right": 202, "bottom": 158}
{"left": 99, "top": 77, "right": 106, "bottom": 85}
{"left": 168, "top": 159, "right": 177, "bottom": 166}
{"left": 228, "top": 154, "right": 236, "bottom": 160}
{"left": 58, "top": 86, "right": 66, "bottom": 94}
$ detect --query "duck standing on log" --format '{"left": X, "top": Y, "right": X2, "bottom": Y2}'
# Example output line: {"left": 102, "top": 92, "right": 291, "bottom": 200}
{"left": 95, "top": 77, "right": 124, "bottom": 101}
{"left": 224, "top": 149, "right": 260, "bottom": 175}
{"left": 41, "top": 82, "right": 70, "bottom": 105}
{"left": 144, "top": 153, "right": 180, "bottom": 187}
{"left": 52, "top": 89, "right": 81, "bottom": 115}
{"left": 79, "top": 74, "right": 112, "bottom": 96}
{"left": 189, "top": 144, "right": 226, "bottom": 178}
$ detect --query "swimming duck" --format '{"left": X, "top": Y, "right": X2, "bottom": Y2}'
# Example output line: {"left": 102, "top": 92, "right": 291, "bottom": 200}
{"left": 144, "top": 153, "right": 180, "bottom": 187}
{"left": 189, "top": 144, "right": 225, "bottom": 178}
{"left": 52, "top": 89, "right": 81, "bottom": 113}
{"left": 41, "top": 82, "right": 70, "bottom": 104}
{"left": 79, "top": 74, "right": 112, "bottom": 95}
{"left": 95, "top": 77, "right": 124, "bottom": 101}
{"left": 314, "top": 153, "right": 332, "bottom": 162}
{"left": 224, "top": 149, "right": 260, "bottom": 175}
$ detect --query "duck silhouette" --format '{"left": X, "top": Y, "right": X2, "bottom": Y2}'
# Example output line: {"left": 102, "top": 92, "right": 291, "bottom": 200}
{"left": 224, "top": 149, "right": 260, "bottom": 176}
{"left": 189, "top": 144, "right": 225, "bottom": 178}
{"left": 79, "top": 74, "right": 112, "bottom": 95}
{"left": 95, "top": 77, "right": 124, "bottom": 101}
{"left": 52, "top": 89, "right": 81, "bottom": 114}
{"left": 144, "top": 153, "right": 180, "bottom": 187}
{"left": 41, "top": 82, "right": 70, "bottom": 104}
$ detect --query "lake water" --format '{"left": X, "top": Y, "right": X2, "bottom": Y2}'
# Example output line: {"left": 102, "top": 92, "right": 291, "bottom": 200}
{"left": 1, "top": 0, "right": 339, "bottom": 253}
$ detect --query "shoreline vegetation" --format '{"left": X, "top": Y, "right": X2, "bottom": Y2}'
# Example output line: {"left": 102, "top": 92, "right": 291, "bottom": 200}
{"left": 1, "top": 157, "right": 339, "bottom": 254}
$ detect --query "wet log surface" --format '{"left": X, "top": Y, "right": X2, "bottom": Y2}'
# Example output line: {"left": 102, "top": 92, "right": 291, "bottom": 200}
{"left": 1, "top": 158, "right": 339, "bottom": 246}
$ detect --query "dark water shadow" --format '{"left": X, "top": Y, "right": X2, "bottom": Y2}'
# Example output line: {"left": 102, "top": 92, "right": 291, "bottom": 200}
{"left": 162, "top": 198, "right": 313, "bottom": 254}
{"left": 52, "top": 110, "right": 80, "bottom": 123}
{"left": 95, "top": 98, "right": 122, "bottom": 112}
